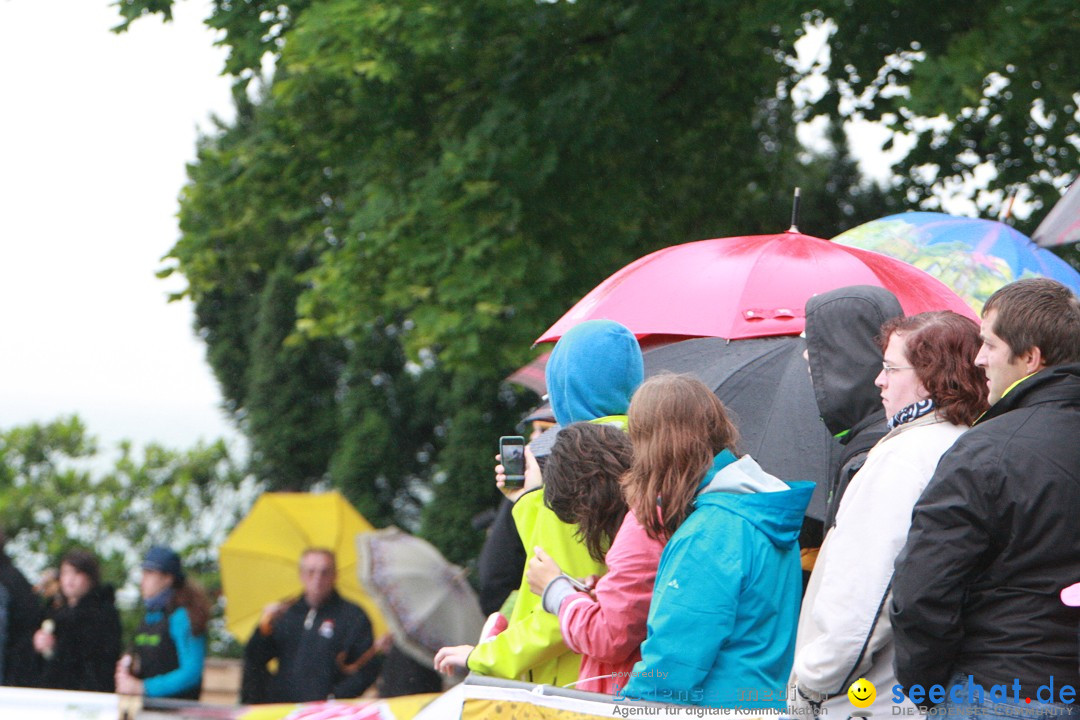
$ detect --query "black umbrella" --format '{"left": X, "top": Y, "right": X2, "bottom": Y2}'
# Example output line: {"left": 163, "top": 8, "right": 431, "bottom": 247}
{"left": 643, "top": 335, "right": 835, "bottom": 520}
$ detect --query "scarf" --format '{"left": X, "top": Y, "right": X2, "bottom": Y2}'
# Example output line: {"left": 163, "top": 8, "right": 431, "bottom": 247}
{"left": 145, "top": 587, "right": 174, "bottom": 613}
{"left": 888, "top": 398, "right": 935, "bottom": 430}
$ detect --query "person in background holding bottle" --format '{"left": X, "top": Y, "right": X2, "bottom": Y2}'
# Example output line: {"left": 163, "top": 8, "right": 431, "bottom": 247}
{"left": 33, "top": 549, "right": 121, "bottom": 692}
{"left": 115, "top": 546, "right": 210, "bottom": 700}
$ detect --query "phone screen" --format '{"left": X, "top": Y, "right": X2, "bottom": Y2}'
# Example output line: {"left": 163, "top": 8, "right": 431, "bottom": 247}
{"left": 499, "top": 435, "right": 526, "bottom": 489}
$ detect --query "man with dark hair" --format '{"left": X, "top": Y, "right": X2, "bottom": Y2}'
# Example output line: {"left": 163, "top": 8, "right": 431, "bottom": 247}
{"left": 242, "top": 548, "right": 380, "bottom": 703}
{"left": 0, "top": 529, "right": 43, "bottom": 687}
{"left": 891, "top": 278, "right": 1080, "bottom": 716}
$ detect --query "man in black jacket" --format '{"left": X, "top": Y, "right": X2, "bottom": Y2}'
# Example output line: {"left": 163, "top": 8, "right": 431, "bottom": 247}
{"left": 891, "top": 278, "right": 1080, "bottom": 715}
{"left": 243, "top": 548, "right": 381, "bottom": 703}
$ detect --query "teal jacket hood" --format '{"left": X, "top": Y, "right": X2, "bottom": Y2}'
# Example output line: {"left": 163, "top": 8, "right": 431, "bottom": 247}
{"left": 544, "top": 320, "right": 644, "bottom": 426}
{"left": 622, "top": 450, "right": 812, "bottom": 709}
{"left": 695, "top": 451, "right": 813, "bottom": 548}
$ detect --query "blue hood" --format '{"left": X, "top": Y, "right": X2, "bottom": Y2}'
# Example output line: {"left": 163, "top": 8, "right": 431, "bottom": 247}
{"left": 695, "top": 451, "right": 814, "bottom": 548}
{"left": 544, "top": 320, "right": 644, "bottom": 426}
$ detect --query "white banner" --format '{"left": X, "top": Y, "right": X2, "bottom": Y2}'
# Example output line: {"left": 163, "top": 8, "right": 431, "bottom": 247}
{"left": 0, "top": 686, "right": 118, "bottom": 720}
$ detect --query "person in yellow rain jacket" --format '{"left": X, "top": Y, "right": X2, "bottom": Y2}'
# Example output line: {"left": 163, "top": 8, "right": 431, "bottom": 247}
{"left": 435, "top": 320, "right": 643, "bottom": 686}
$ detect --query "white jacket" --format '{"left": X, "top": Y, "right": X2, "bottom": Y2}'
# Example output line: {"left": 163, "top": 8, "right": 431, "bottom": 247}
{"left": 790, "top": 415, "right": 967, "bottom": 718}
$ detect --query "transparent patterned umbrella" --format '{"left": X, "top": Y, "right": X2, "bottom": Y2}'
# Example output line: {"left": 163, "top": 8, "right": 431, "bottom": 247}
{"left": 355, "top": 527, "right": 485, "bottom": 668}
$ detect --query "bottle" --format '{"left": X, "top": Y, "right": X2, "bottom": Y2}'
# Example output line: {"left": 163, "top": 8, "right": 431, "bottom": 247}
{"left": 39, "top": 619, "right": 55, "bottom": 660}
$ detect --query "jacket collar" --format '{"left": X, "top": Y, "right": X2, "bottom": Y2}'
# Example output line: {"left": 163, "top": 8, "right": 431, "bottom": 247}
{"left": 299, "top": 589, "right": 341, "bottom": 612}
{"left": 881, "top": 411, "right": 951, "bottom": 442}
{"left": 976, "top": 363, "right": 1080, "bottom": 426}
{"left": 696, "top": 449, "right": 739, "bottom": 493}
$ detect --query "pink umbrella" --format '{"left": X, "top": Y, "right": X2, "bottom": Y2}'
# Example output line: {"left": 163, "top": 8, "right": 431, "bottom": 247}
{"left": 505, "top": 352, "right": 550, "bottom": 396}
{"left": 535, "top": 231, "right": 977, "bottom": 345}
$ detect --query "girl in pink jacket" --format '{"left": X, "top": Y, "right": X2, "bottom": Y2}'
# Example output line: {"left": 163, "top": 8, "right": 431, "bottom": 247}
{"left": 527, "top": 423, "right": 664, "bottom": 695}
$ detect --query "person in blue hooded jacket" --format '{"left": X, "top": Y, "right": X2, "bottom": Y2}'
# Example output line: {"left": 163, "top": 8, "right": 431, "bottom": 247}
{"left": 620, "top": 374, "right": 813, "bottom": 708}
{"left": 435, "top": 319, "right": 643, "bottom": 684}
{"left": 542, "top": 319, "right": 644, "bottom": 431}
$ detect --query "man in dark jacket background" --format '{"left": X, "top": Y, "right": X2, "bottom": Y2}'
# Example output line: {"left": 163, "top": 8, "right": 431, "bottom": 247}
{"left": 800, "top": 286, "right": 904, "bottom": 569}
{"left": 242, "top": 548, "right": 381, "bottom": 703}
{"left": 891, "top": 278, "right": 1080, "bottom": 714}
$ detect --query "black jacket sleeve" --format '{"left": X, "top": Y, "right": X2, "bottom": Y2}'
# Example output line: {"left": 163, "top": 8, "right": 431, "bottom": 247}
{"left": 890, "top": 442, "right": 999, "bottom": 691}
{"left": 241, "top": 627, "right": 277, "bottom": 704}
{"left": 330, "top": 607, "right": 381, "bottom": 699}
{"left": 75, "top": 601, "right": 122, "bottom": 692}
{"left": 476, "top": 497, "right": 527, "bottom": 616}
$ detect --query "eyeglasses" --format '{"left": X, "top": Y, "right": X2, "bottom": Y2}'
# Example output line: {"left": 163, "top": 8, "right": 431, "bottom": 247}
{"left": 881, "top": 361, "right": 915, "bottom": 374}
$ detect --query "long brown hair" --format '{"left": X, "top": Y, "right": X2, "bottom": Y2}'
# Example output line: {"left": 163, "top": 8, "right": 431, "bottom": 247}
{"left": 543, "top": 423, "right": 633, "bottom": 563}
{"left": 624, "top": 374, "right": 740, "bottom": 541}
{"left": 169, "top": 576, "right": 212, "bottom": 637}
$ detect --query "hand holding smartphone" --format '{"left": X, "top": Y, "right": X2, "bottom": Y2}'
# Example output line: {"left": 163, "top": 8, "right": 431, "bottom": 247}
{"left": 498, "top": 435, "right": 526, "bottom": 489}
{"left": 562, "top": 574, "right": 593, "bottom": 594}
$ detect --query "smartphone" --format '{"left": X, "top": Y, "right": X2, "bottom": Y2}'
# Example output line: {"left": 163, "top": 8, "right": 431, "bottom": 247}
{"left": 563, "top": 574, "right": 592, "bottom": 593}
{"left": 499, "top": 435, "right": 526, "bottom": 489}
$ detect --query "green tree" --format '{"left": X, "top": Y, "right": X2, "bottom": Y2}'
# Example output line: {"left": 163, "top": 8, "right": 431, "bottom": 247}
{"left": 246, "top": 257, "right": 344, "bottom": 488}
{"left": 0, "top": 416, "right": 259, "bottom": 653}
{"left": 788, "top": 1, "right": 1079, "bottom": 231}
{"left": 0, "top": 416, "right": 98, "bottom": 561}
{"left": 118, "top": 0, "right": 899, "bottom": 563}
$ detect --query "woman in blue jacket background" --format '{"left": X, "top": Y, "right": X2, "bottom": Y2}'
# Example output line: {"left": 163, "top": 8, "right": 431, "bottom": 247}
{"left": 115, "top": 546, "right": 210, "bottom": 700}
{"left": 620, "top": 374, "right": 813, "bottom": 709}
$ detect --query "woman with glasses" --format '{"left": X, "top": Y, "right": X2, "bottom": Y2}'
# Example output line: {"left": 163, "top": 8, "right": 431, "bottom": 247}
{"left": 790, "top": 311, "right": 988, "bottom": 719}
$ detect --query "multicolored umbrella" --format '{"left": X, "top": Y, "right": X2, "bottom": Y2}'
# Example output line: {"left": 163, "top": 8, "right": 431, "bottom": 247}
{"left": 535, "top": 230, "right": 975, "bottom": 345}
{"left": 504, "top": 352, "right": 549, "bottom": 396}
{"left": 833, "top": 212, "right": 1080, "bottom": 314}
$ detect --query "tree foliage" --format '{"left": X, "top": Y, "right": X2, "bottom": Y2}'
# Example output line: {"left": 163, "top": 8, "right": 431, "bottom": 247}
{"left": 790, "top": 0, "right": 1079, "bottom": 231}
{"left": 0, "top": 416, "right": 259, "bottom": 653}
{"left": 119, "top": 0, "right": 917, "bottom": 563}
{"left": 0, "top": 416, "right": 255, "bottom": 571}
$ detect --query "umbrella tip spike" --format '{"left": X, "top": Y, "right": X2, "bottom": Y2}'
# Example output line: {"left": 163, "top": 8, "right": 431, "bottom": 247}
{"left": 788, "top": 187, "right": 801, "bottom": 233}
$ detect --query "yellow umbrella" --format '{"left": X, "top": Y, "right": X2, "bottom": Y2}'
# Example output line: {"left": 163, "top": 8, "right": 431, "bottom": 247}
{"left": 219, "top": 491, "right": 387, "bottom": 642}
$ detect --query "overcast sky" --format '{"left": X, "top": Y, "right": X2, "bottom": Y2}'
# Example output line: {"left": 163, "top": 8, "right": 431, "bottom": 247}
{"left": 0, "top": 0, "right": 239, "bottom": 454}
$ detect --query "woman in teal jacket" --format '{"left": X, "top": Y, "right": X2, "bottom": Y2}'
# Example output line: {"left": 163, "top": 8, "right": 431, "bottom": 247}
{"left": 621, "top": 375, "right": 813, "bottom": 709}
{"left": 115, "top": 547, "right": 210, "bottom": 700}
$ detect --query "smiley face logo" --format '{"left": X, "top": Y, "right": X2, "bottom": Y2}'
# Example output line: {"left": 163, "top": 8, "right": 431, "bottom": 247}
{"left": 848, "top": 678, "right": 876, "bottom": 708}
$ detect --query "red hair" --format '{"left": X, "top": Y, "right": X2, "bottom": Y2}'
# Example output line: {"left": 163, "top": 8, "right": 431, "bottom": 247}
{"left": 879, "top": 311, "right": 988, "bottom": 426}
